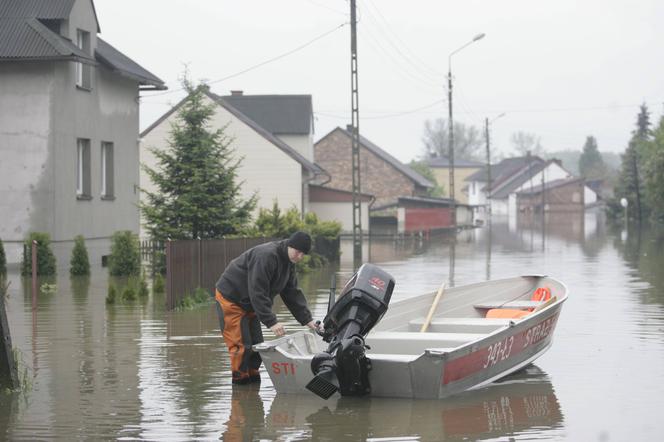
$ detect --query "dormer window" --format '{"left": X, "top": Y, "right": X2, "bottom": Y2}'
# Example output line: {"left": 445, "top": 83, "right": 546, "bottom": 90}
{"left": 76, "top": 29, "right": 91, "bottom": 89}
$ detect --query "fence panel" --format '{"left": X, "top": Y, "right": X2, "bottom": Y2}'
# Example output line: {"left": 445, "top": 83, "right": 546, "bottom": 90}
{"left": 166, "top": 237, "right": 272, "bottom": 310}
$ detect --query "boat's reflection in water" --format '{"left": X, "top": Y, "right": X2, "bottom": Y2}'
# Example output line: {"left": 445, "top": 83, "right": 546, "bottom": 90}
{"left": 261, "top": 365, "right": 563, "bottom": 441}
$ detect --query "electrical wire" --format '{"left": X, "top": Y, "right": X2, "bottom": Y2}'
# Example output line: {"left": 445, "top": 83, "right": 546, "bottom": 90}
{"left": 362, "top": 0, "right": 443, "bottom": 79}
{"left": 142, "top": 22, "right": 349, "bottom": 99}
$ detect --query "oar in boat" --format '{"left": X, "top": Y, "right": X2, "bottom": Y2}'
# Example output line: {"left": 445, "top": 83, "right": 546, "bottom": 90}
{"left": 420, "top": 282, "right": 446, "bottom": 333}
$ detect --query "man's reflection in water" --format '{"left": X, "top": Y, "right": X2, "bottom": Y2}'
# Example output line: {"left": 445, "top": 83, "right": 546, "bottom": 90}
{"left": 221, "top": 384, "right": 264, "bottom": 442}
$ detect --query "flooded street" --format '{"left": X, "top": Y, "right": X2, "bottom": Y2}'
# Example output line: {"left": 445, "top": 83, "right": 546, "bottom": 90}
{"left": 2, "top": 214, "right": 664, "bottom": 440}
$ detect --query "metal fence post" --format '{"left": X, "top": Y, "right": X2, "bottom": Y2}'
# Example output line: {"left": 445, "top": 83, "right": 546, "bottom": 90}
{"left": 197, "top": 237, "right": 202, "bottom": 290}
{"left": 31, "top": 240, "right": 37, "bottom": 310}
{"left": 166, "top": 239, "right": 172, "bottom": 310}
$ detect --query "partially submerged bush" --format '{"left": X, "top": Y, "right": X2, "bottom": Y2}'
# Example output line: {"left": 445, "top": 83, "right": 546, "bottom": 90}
{"left": 21, "top": 232, "right": 56, "bottom": 276}
{"left": 70, "top": 235, "right": 90, "bottom": 276}
{"left": 108, "top": 231, "right": 141, "bottom": 276}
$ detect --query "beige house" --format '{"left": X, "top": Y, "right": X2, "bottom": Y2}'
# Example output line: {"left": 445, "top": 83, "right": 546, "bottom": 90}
{"left": 139, "top": 90, "right": 320, "bottom": 237}
{"left": 426, "top": 157, "right": 484, "bottom": 204}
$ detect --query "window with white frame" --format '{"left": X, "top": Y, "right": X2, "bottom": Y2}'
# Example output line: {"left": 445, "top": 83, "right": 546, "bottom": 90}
{"left": 76, "top": 29, "right": 91, "bottom": 89}
{"left": 76, "top": 138, "right": 91, "bottom": 198}
{"left": 101, "top": 142, "right": 114, "bottom": 199}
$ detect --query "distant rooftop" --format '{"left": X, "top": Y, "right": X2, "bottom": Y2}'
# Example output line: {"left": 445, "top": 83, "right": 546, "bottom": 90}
{"left": 220, "top": 92, "right": 313, "bottom": 135}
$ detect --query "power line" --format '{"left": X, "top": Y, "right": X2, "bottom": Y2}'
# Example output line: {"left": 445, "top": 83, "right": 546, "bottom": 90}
{"left": 362, "top": 0, "right": 442, "bottom": 79}
{"left": 142, "top": 22, "right": 348, "bottom": 99}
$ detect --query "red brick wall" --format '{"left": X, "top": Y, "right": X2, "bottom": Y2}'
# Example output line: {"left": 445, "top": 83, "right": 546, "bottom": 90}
{"left": 518, "top": 180, "right": 585, "bottom": 212}
{"left": 405, "top": 207, "right": 452, "bottom": 232}
{"left": 315, "top": 129, "right": 422, "bottom": 207}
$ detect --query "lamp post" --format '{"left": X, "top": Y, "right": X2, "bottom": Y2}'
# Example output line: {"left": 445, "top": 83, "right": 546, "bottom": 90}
{"left": 484, "top": 112, "right": 505, "bottom": 219}
{"left": 448, "top": 32, "right": 485, "bottom": 228}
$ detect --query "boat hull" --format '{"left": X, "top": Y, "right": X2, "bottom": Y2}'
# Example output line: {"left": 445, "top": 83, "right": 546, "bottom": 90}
{"left": 255, "top": 276, "right": 566, "bottom": 399}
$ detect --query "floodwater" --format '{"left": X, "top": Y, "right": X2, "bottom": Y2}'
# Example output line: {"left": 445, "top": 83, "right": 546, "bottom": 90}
{"left": 1, "top": 212, "right": 664, "bottom": 441}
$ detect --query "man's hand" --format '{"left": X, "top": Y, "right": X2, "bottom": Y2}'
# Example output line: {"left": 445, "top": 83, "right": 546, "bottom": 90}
{"left": 306, "top": 320, "right": 324, "bottom": 333}
{"left": 270, "top": 322, "right": 286, "bottom": 337}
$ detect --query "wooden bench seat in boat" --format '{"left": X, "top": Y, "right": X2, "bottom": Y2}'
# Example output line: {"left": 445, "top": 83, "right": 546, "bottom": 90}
{"left": 473, "top": 300, "right": 543, "bottom": 310}
{"left": 407, "top": 317, "right": 514, "bottom": 333}
{"left": 365, "top": 331, "right": 485, "bottom": 355}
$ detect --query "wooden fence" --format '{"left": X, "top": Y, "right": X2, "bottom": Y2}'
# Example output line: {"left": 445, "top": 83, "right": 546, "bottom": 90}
{"left": 165, "top": 237, "right": 272, "bottom": 310}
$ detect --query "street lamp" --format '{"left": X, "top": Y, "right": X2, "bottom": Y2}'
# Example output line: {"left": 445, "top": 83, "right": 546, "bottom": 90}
{"left": 448, "top": 32, "right": 485, "bottom": 227}
{"left": 484, "top": 112, "right": 505, "bottom": 218}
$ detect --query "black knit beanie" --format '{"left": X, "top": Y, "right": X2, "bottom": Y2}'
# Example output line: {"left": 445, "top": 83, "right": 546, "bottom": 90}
{"left": 287, "top": 231, "right": 312, "bottom": 254}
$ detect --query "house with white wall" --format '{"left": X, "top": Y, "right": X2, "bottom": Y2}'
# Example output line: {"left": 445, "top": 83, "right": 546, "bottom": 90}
{"left": 466, "top": 156, "right": 597, "bottom": 221}
{"left": 0, "top": 0, "right": 165, "bottom": 263}
{"left": 139, "top": 90, "right": 321, "bottom": 238}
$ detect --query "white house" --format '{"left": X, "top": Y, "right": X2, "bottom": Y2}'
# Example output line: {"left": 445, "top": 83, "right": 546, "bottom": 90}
{"left": 139, "top": 90, "right": 320, "bottom": 238}
{"left": 0, "top": 0, "right": 165, "bottom": 263}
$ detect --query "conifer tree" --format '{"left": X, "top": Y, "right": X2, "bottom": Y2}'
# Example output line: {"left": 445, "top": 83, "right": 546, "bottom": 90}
{"left": 141, "top": 77, "right": 256, "bottom": 240}
{"left": 70, "top": 235, "right": 90, "bottom": 276}
{"left": 578, "top": 136, "right": 607, "bottom": 179}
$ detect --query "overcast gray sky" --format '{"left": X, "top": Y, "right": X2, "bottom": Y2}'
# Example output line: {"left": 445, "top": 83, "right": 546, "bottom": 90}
{"left": 95, "top": 0, "right": 664, "bottom": 163}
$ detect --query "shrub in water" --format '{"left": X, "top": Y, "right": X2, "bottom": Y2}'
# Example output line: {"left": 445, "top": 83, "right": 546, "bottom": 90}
{"left": 69, "top": 235, "right": 90, "bottom": 276}
{"left": 21, "top": 232, "right": 56, "bottom": 276}
{"left": 108, "top": 231, "right": 141, "bottom": 276}
{"left": 106, "top": 284, "right": 117, "bottom": 304}
{"left": 153, "top": 273, "right": 165, "bottom": 294}
{"left": 138, "top": 275, "right": 149, "bottom": 298}
{"left": 121, "top": 285, "right": 137, "bottom": 301}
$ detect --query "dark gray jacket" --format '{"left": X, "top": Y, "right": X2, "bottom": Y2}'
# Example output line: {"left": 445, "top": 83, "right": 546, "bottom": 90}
{"left": 215, "top": 239, "right": 312, "bottom": 328}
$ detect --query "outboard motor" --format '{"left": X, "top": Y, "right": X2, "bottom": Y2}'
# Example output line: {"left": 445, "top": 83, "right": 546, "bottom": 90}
{"left": 306, "top": 264, "right": 395, "bottom": 399}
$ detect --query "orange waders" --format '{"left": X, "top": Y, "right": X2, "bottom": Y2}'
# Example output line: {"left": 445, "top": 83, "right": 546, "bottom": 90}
{"left": 215, "top": 289, "right": 263, "bottom": 384}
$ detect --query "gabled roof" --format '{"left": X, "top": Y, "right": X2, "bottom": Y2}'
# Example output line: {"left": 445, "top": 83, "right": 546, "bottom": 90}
{"left": 517, "top": 177, "right": 584, "bottom": 196}
{"left": 466, "top": 156, "right": 540, "bottom": 183}
{"left": 0, "top": 0, "right": 100, "bottom": 32}
{"left": 0, "top": 17, "right": 94, "bottom": 62}
{"left": 490, "top": 158, "right": 549, "bottom": 199}
{"left": 0, "top": 0, "right": 74, "bottom": 19}
{"left": 327, "top": 126, "right": 433, "bottom": 188}
{"left": 95, "top": 38, "right": 165, "bottom": 89}
{"left": 140, "top": 89, "right": 319, "bottom": 174}
{"left": 426, "top": 156, "right": 484, "bottom": 168}
{"left": 221, "top": 94, "right": 313, "bottom": 135}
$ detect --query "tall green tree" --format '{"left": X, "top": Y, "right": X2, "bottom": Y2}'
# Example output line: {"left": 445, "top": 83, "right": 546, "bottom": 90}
{"left": 141, "top": 78, "right": 256, "bottom": 240}
{"left": 612, "top": 104, "right": 652, "bottom": 223}
{"left": 578, "top": 136, "right": 607, "bottom": 179}
{"left": 421, "top": 118, "right": 483, "bottom": 161}
{"left": 642, "top": 115, "right": 664, "bottom": 223}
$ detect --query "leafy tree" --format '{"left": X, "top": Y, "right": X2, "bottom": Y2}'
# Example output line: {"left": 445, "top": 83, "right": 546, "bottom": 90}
{"left": 69, "top": 235, "right": 90, "bottom": 276}
{"left": 408, "top": 161, "right": 445, "bottom": 197}
{"left": 578, "top": 136, "right": 607, "bottom": 179}
{"left": 21, "top": 232, "right": 56, "bottom": 276}
{"left": 510, "top": 131, "right": 544, "bottom": 156}
{"left": 421, "top": 118, "right": 483, "bottom": 161}
{"left": 108, "top": 231, "right": 141, "bottom": 277}
{"left": 141, "top": 77, "right": 256, "bottom": 241}
{"left": 642, "top": 115, "right": 664, "bottom": 223}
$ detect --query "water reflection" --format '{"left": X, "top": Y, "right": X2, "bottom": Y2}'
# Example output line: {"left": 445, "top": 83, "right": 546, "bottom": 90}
{"left": 3, "top": 218, "right": 664, "bottom": 440}
{"left": 263, "top": 365, "right": 562, "bottom": 441}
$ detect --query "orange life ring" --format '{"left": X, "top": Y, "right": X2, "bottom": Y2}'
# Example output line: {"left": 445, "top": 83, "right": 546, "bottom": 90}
{"left": 532, "top": 287, "right": 551, "bottom": 302}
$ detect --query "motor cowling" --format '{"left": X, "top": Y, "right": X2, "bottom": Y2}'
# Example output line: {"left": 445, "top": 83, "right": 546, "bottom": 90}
{"left": 306, "top": 263, "right": 395, "bottom": 399}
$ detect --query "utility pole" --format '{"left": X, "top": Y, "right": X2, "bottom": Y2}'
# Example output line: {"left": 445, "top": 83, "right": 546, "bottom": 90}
{"left": 447, "top": 69, "right": 455, "bottom": 227}
{"left": 484, "top": 117, "right": 491, "bottom": 218}
{"left": 350, "top": 0, "right": 362, "bottom": 264}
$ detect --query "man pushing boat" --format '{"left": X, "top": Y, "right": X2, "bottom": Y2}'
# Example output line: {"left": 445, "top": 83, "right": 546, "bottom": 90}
{"left": 214, "top": 231, "right": 321, "bottom": 384}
